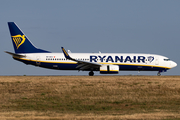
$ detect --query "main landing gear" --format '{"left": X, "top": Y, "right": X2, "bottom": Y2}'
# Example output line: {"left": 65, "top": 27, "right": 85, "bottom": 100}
{"left": 89, "top": 71, "right": 94, "bottom": 76}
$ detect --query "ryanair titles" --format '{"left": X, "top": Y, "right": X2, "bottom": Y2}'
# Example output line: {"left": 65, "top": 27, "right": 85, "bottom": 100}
{"left": 90, "top": 55, "right": 154, "bottom": 63}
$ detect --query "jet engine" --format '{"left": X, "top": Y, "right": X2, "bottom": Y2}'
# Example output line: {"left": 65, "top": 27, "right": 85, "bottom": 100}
{"left": 100, "top": 65, "right": 119, "bottom": 74}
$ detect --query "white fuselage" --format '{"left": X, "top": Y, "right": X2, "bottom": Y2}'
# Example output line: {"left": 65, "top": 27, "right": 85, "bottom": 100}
{"left": 14, "top": 52, "right": 177, "bottom": 72}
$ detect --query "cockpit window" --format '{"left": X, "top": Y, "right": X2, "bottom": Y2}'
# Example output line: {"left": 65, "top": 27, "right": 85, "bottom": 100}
{"left": 164, "top": 59, "right": 170, "bottom": 61}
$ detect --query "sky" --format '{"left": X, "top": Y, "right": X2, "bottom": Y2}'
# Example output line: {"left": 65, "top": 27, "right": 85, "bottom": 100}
{"left": 0, "top": 0, "right": 179, "bottom": 76}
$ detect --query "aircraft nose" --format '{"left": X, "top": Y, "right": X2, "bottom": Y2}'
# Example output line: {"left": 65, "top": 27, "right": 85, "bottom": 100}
{"left": 171, "top": 61, "right": 177, "bottom": 68}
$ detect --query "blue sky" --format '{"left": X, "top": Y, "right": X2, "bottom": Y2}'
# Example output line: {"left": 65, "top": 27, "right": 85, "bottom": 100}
{"left": 1, "top": 0, "right": 179, "bottom": 75}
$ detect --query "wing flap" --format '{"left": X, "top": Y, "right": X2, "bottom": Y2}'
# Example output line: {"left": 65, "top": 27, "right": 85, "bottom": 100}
{"left": 80, "top": 65, "right": 91, "bottom": 70}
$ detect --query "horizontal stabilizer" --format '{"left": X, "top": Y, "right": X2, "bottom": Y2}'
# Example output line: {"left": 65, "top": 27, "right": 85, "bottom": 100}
{"left": 5, "top": 51, "right": 26, "bottom": 58}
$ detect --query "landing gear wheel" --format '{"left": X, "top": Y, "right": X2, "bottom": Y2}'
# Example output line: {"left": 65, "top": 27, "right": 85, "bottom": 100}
{"left": 157, "top": 72, "right": 161, "bottom": 76}
{"left": 89, "top": 71, "right": 94, "bottom": 76}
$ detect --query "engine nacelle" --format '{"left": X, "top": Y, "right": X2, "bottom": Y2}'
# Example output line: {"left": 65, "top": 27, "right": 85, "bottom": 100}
{"left": 100, "top": 65, "right": 119, "bottom": 74}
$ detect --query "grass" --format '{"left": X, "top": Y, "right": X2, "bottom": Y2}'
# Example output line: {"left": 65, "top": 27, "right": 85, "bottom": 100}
{"left": 0, "top": 76, "right": 180, "bottom": 119}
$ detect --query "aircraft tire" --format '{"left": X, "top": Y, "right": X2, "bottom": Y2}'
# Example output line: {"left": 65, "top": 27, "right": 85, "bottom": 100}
{"left": 89, "top": 71, "right": 94, "bottom": 76}
{"left": 157, "top": 72, "right": 161, "bottom": 76}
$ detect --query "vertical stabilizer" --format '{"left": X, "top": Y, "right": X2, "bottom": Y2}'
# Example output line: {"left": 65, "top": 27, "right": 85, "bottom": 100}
{"left": 8, "top": 22, "right": 50, "bottom": 53}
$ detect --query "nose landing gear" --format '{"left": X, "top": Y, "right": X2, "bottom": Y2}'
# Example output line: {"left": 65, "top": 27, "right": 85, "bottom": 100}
{"left": 157, "top": 71, "right": 161, "bottom": 76}
{"left": 157, "top": 70, "right": 167, "bottom": 76}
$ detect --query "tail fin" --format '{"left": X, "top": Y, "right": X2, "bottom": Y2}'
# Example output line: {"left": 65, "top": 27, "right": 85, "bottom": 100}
{"left": 8, "top": 22, "right": 50, "bottom": 53}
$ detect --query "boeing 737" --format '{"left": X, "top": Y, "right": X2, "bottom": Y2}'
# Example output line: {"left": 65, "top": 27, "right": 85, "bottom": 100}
{"left": 5, "top": 22, "right": 177, "bottom": 76}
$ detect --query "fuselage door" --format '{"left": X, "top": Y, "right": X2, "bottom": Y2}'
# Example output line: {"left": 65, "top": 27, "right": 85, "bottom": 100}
{"left": 155, "top": 56, "right": 159, "bottom": 65}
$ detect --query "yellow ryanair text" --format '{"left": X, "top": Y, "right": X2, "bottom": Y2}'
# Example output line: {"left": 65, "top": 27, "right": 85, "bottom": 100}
{"left": 12, "top": 35, "right": 26, "bottom": 49}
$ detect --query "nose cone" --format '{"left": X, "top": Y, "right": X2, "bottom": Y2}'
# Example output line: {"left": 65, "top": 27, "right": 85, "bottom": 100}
{"left": 171, "top": 61, "right": 177, "bottom": 68}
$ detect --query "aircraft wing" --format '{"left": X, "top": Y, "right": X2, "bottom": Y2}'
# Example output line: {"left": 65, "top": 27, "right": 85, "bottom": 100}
{"left": 61, "top": 47, "right": 101, "bottom": 70}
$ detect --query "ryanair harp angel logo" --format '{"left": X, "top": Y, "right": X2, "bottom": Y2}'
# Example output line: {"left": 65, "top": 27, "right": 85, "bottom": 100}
{"left": 12, "top": 35, "right": 26, "bottom": 49}
{"left": 147, "top": 56, "right": 154, "bottom": 63}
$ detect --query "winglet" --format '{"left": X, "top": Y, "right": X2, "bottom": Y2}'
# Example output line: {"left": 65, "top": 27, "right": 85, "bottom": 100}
{"left": 61, "top": 47, "right": 71, "bottom": 59}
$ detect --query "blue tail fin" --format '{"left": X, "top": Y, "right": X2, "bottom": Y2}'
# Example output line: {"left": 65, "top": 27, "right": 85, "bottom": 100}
{"left": 8, "top": 22, "right": 50, "bottom": 53}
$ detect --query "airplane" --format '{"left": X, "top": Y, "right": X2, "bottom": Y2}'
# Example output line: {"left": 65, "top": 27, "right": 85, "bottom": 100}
{"left": 5, "top": 22, "right": 177, "bottom": 76}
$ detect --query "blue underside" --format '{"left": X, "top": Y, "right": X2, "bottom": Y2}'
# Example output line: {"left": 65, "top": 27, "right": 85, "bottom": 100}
{"left": 14, "top": 58, "right": 168, "bottom": 72}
